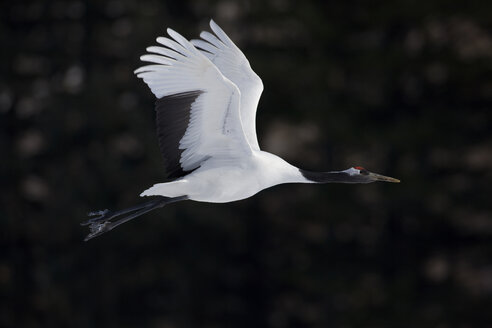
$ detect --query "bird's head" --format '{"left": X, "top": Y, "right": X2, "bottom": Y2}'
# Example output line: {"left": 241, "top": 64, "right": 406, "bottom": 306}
{"left": 299, "top": 166, "right": 400, "bottom": 184}
{"left": 344, "top": 166, "right": 400, "bottom": 183}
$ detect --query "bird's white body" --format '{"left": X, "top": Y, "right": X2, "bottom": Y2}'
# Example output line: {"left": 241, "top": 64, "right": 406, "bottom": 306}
{"left": 141, "top": 151, "right": 309, "bottom": 203}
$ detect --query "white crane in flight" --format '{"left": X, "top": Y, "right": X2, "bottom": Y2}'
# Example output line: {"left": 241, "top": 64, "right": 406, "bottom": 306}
{"left": 82, "top": 20, "right": 399, "bottom": 241}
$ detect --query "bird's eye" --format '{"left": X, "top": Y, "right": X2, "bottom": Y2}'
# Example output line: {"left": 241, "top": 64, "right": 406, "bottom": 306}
{"left": 354, "top": 166, "right": 369, "bottom": 175}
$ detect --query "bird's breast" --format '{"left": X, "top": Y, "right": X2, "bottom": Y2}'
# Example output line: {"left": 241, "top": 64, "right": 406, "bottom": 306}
{"left": 183, "top": 159, "right": 265, "bottom": 203}
{"left": 184, "top": 152, "right": 301, "bottom": 203}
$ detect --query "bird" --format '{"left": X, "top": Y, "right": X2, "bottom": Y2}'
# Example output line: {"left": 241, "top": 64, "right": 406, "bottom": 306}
{"left": 81, "top": 19, "right": 400, "bottom": 241}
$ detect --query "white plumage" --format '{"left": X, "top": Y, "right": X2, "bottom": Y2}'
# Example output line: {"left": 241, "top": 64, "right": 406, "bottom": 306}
{"left": 135, "top": 20, "right": 295, "bottom": 203}
{"left": 191, "top": 20, "right": 264, "bottom": 150}
{"left": 135, "top": 23, "right": 252, "bottom": 174}
{"left": 82, "top": 20, "right": 399, "bottom": 241}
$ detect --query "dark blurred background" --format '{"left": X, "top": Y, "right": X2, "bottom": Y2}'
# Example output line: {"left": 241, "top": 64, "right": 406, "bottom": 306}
{"left": 1, "top": 0, "right": 492, "bottom": 327}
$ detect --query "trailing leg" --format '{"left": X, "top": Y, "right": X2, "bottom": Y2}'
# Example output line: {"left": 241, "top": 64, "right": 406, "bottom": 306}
{"left": 82, "top": 195, "right": 188, "bottom": 241}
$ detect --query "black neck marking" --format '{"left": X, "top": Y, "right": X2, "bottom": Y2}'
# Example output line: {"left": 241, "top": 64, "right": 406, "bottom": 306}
{"left": 299, "top": 169, "right": 370, "bottom": 184}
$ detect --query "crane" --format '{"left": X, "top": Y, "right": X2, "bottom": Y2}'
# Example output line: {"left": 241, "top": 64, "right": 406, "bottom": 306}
{"left": 82, "top": 20, "right": 400, "bottom": 241}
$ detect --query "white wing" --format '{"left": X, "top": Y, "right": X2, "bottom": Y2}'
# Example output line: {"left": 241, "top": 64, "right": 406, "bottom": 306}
{"left": 191, "top": 20, "right": 264, "bottom": 150}
{"left": 134, "top": 28, "right": 252, "bottom": 178}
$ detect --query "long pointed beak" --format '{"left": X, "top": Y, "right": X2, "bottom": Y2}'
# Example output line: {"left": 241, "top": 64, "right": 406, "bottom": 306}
{"left": 368, "top": 172, "right": 400, "bottom": 183}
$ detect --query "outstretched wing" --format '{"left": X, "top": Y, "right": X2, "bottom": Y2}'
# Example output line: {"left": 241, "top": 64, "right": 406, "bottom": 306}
{"left": 191, "top": 20, "right": 264, "bottom": 150}
{"left": 135, "top": 28, "right": 252, "bottom": 179}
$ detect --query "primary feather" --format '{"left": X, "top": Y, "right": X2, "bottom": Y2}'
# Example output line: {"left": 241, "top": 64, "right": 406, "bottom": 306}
{"left": 191, "top": 20, "right": 264, "bottom": 150}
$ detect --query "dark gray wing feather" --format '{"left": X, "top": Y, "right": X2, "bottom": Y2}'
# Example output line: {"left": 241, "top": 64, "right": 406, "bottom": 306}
{"left": 155, "top": 90, "right": 203, "bottom": 178}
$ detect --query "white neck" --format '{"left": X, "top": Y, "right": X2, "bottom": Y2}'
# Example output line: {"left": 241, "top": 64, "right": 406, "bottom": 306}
{"left": 256, "top": 152, "right": 312, "bottom": 187}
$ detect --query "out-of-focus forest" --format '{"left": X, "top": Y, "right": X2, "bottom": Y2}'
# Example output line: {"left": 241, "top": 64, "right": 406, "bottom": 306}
{"left": 1, "top": 0, "right": 492, "bottom": 327}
